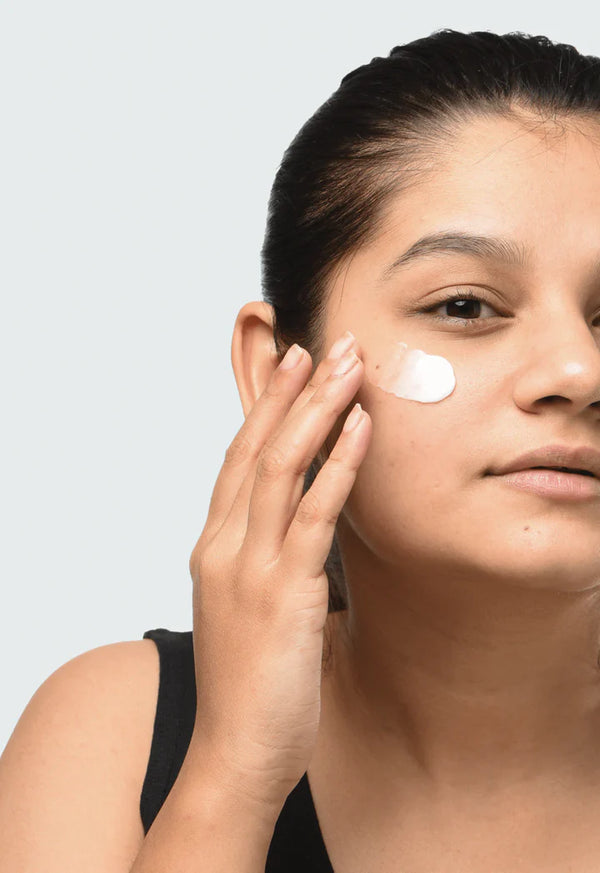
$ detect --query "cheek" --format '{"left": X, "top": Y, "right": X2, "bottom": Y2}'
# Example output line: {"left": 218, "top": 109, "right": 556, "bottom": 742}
{"left": 355, "top": 339, "right": 461, "bottom": 493}
{"left": 360, "top": 338, "right": 458, "bottom": 476}
{"left": 341, "top": 340, "right": 495, "bottom": 560}
{"left": 367, "top": 340, "right": 456, "bottom": 403}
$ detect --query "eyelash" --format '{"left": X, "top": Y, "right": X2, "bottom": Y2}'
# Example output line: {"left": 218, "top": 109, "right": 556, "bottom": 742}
{"left": 421, "top": 289, "right": 499, "bottom": 327}
{"left": 420, "top": 290, "right": 600, "bottom": 330}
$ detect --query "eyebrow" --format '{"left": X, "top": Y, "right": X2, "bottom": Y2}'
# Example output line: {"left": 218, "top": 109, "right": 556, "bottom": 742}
{"left": 380, "top": 231, "right": 530, "bottom": 279}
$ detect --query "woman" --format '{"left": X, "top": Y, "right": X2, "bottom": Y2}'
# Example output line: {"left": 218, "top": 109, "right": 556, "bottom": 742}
{"left": 2, "top": 27, "right": 600, "bottom": 872}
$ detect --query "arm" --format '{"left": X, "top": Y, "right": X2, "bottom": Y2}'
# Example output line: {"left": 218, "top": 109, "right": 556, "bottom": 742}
{"left": 0, "top": 638, "right": 282, "bottom": 872}
{"left": 0, "top": 640, "right": 158, "bottom": 871}
{"left": 129, "top": 749, "right": 280, "bottom": 872}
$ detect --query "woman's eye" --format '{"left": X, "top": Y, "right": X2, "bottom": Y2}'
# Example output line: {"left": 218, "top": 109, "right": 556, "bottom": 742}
{"left": 423, "top": 292, "right": 499, "bottom": 326}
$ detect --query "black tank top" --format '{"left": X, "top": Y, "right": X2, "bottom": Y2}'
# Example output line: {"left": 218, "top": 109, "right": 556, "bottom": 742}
{"left": 139, "top": 628, "right": 334, "bottom": 872}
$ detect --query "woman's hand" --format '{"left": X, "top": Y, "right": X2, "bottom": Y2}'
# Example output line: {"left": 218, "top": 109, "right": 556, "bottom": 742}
{"left": 187, "top": 331, "right": 371, "bottom": 816}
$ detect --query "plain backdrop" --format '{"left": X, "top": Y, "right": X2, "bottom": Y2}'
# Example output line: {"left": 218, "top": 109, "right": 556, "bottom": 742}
{"left": 1, "top": 0, "right": 599, "bottom": 752}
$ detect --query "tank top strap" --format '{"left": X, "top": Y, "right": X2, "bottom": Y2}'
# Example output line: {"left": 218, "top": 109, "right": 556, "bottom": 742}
{"left": 139, "top": 628, "right": 197, "bottom": 834}
{"left": 139, "top": 626, "right": 333, "bottom": 870}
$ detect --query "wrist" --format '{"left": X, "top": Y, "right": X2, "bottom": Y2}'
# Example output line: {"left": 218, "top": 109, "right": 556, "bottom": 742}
{"left": 174, "top": 739, "right": 286, "bottom": 835}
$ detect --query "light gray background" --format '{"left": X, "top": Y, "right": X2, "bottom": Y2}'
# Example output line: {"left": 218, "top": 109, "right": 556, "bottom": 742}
{"left": 1, "top": 0, "right": 598, "bottom": 752}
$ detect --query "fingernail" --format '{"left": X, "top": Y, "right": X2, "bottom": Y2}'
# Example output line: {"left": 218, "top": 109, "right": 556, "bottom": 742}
{"left": 328, "top": 331, "right": 355, "bottom": 361}
{"left": 279, "top": 344, "right": 304, "bottom": 370}
{"left": 332, "top": 350, "right": 359, "bottom": 376}
{"left": 343, "top": 402, "right": 364, "bottom": 433}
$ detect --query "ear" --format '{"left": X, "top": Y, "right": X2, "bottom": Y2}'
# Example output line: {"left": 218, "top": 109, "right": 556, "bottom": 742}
{"left": 231, "top": 300, "right": 334, "bottom": 469}
{"left": 231, "top": 300, "right": 281, "bottom": 417}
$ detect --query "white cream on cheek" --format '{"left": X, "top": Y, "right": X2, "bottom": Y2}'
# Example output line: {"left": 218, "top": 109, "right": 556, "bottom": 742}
{"left": 370, "top": 341, "right": 456, "bottom": 403}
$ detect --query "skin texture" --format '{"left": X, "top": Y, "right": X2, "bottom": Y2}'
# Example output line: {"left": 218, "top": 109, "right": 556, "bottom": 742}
{"left": 232, "top": 112, "right": 600, "bottom": 869}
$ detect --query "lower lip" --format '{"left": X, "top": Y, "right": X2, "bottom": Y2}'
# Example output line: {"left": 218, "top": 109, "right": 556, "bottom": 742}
{"left": 491, "top": 469, "right": 600, "bottom": 500}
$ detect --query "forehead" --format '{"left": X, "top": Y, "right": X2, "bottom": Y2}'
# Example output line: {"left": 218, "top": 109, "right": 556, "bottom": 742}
{"left": 320, "top": 114, "right": 600, "bottom": 319}
{"left": 439, "top": 112, "right": 600, "bottom": 188}
{"left": 406, "top": 114, "right": 600, "bottom": 203}
{"left": 362, "top": 113, "right": 600, "bottom": 270}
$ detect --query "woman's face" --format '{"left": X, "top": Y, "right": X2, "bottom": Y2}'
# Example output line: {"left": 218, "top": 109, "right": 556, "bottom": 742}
{"left": 323, "top": 113, "right": 600, "bottom": 593}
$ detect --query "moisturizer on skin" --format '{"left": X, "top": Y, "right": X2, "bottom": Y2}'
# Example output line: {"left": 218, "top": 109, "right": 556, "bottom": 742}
{"left": 371, "top": 341, "right": 456, "bottom": 403}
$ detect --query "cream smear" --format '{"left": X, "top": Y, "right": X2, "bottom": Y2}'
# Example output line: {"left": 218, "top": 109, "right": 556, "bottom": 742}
{"left": 372, "top": 341, "right": 456, "bottom": 403}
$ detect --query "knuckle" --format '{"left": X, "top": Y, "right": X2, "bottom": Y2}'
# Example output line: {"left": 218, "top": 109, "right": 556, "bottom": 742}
{"left": 256, "top": 443, "right": 288, "bottom": 483}
{"left": 188, "top": 538, "right": 206, "bottom": 578}
{"left": 189, "top": 541, "right": 221, "bottom": 584}
{"left": 262, "top": 377, "right": 282, "bottom": 400}
{"left": 295, "top": 491, "right": 330, "bottom": 528}
{"left": 224, "top": 432, "right": 254, "bottom": 467}
{"left": 189, "top": 547, "right": 198, "bottom": 578}
{"left": 324, "top": 451, "right": 347, "bottom": 472}
{"left": 304, "top": 375, "right": 320, "bottom": 394}
{"left": 308, "top": 385, "right": 330, "bottom": 407}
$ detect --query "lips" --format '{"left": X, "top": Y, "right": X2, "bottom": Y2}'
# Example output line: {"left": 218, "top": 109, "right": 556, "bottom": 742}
{"left": 528, "top": 466, "right": 594, "bottom": 477}
{"left": 490, "top": 445, "right": 600, "bottom": 480}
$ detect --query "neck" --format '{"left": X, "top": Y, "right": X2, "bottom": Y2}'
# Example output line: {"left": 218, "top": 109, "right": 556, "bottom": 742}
{"left": 327, "top": 538, "right": 600, "bottom": 798}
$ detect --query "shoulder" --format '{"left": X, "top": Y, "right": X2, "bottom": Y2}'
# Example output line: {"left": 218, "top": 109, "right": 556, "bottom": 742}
{"left": 0, "top": 638, "right": 160, "bottom": 868}
{"left": 24, "top": 638, "right": 161, "bottom": 766}
{"left": 3, "top": 637, "right": 161, "bottom": 758}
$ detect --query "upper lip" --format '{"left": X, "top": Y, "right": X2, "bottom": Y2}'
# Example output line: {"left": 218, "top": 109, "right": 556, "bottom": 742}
{"left": 491, "top": 445, "right": 600, "bottom": 479}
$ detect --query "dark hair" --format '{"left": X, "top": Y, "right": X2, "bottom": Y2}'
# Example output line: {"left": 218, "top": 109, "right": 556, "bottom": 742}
{"left": 260, "top": 28, "right": 600, "bottom": 620}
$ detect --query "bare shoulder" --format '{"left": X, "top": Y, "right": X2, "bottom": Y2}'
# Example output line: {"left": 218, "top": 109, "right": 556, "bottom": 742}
{"left": 0, "top": 638, "right": 160, "bottom": 871}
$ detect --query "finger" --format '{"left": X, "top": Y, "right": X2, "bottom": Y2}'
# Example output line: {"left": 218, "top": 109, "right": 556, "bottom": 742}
{"left": 201, "top": 332, "right": 357, "bottom": 544}
{"left": 213, "top": 333, "right": 359, "bottom": 549}
{"left": 245, "top": 348, "right": 365, "bottom": 561}
{"left": 282, "top": 402, "right": 371, "bottom": 581}
{"left": 201, "top": 345, "right": 312, "bottom": 542}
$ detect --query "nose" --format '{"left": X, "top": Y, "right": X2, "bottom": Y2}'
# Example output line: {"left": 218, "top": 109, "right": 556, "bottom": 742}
{"left": 512, "top": 326, "right": 600, "bottom": 416}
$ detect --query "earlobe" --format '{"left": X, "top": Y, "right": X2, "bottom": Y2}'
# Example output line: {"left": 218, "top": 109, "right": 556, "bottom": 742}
{"left": 231, "top": 300, "right": 280, "bottom": 417}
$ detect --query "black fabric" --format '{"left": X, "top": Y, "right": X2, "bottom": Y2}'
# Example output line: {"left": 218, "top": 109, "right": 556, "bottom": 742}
{"left": 266, "top": 772, "right": 334, "bottom": 872}
{"left": 140, "top": 627, "right": 334, "bottom": 872}
{"left": 139, "top": 628, "right": 198, "bottom": 832}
